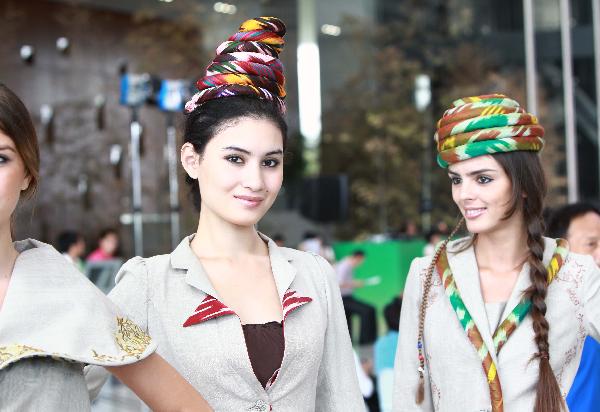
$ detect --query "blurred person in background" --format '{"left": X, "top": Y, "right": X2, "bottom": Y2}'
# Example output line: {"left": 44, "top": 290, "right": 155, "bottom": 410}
{"left": 298, "top": 230, "right": 335, "bottom": 263}
{"left": 423, "top": 229, "right": 443, "bottom": 257}
{"left": 57, "top": 230, "right": 86, "bottom": 272}
{"left": 547, "top": 203, "right": 600, "bottom": 412}
{"left": 0, "top": 83, "right": 211, "bottom": 411}
{"left": 85, "top": 17, "right": 362, "bottom": 411}
{"left": 336, "top": 250, "right": 377, "bottom": 346}
{"left": 375, "top": 297, "right": 402, "bottom": 412}
{"left": 87, "top": 228, "right": 119, "bottom": 262}
{"left": 393, "top": 94, "right": 600, "bottom": 411}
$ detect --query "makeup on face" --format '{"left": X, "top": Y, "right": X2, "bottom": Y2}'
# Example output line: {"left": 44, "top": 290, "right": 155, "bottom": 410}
{"left": 195, "top": 117, "right": 284, "bottom": 227}
{"left": 448, "top": 156, "right": 514, "bottom": 235}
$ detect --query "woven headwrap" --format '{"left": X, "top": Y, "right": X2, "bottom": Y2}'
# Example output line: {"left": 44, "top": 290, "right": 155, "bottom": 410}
{"left": 434, "top": 94, "right": 544, "bottom": 168}
{"left": 185, "top": 17, "right": 286, "bottom": 114}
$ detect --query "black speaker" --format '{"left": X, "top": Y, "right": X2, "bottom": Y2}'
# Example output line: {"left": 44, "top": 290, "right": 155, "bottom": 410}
{"left": 300, "top": 175, "right": 349, "bottom": 222}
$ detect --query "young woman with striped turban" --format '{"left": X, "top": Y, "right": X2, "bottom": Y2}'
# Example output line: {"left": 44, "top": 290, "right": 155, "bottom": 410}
{"left": 86, "top": 17, "right": 363, "bottom": 411}
{"left": 392, "top": 94, "right": 600, "bottom": 411}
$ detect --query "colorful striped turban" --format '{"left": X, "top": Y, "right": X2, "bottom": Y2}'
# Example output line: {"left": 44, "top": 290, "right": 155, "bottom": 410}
{"left": 185, "top": 16, "right": 286, "bottom": 114}
{"left": 434, "top": 94, "right": 545, "bottom": 168}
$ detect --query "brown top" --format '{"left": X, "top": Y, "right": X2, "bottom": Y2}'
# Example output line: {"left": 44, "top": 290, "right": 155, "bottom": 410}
{"left": 241, "top": 321, "right": 285, "bottom": 388}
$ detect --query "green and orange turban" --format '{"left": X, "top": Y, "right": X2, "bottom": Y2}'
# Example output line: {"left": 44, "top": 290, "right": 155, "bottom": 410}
{"left": 185, "top": 17, "right": 286, "bottom": 113}
{"left": 434, "top": 94, "right": 545, "bottom": 168}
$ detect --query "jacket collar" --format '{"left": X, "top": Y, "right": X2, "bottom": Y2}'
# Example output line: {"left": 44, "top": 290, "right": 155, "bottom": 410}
{"left": 172, "top": 232, "right": 309, "bottom": 327}
{"left": 445, "top": 237, "right": 560, "bottom": 360}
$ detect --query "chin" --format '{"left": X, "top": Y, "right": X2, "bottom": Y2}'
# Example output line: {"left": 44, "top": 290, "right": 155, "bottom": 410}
{"left": 464, "top": 220, "right": 494, "bottom": 235}
{"left": 224, "top": 211, "right": 267, "bottom": 228}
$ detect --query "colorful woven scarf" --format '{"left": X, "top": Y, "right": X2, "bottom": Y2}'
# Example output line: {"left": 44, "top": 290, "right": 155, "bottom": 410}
{"left": 436, "top": 239, "right": 569, "bottom": 412}
{"left": 185, "top": 16, "right": 286, "bottom": 114}
{"left": 434, "top": 94, "right": 545, "bottom": 168}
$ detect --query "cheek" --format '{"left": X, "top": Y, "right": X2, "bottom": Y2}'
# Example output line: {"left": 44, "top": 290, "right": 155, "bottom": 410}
{"left": 266, "top": 169, "right": 283, "bottom": 192}
{"left": 450, "top": 185, "right": 460, "bottom": 205}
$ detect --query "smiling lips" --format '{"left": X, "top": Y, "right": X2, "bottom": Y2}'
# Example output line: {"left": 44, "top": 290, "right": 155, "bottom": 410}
{"left": 234, "top": 195, "right": 264, "bottom": 208}
{"left": 464, "top": 207, "right": 486, "bottom": 219}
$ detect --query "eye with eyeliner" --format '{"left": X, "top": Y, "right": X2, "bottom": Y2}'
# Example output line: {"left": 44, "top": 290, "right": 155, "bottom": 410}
{"left": 449, "top": 176, "right": 461, "bottom": 185}
{"left": 0, "top": 154, "right": 9, "bottom": 164}
{"left": 262, "top": 158, "right": 280, "bottom": 168}
{"left": 224, "top": 155, "right": 244, "bottom": 164}
{"left": 477, "top": 175, "right": 493, "bottom": 184}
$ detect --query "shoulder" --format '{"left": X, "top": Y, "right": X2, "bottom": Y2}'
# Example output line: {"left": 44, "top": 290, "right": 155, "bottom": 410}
{"left": 561, "top": 249, "right": 597, "bottom": 277}
{"left": 115, "top": 253, "right": 172, "bottom": 284}
{"left": 278, "top": 246, "right": 329, "bottom": 269}
{"left": 13, "top": 238, "right": 84, "bottom": 281}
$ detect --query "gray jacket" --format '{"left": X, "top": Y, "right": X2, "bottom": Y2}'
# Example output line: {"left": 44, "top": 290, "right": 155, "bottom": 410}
{"left": 86, "top": 234, "right": 364, "bottom": 411}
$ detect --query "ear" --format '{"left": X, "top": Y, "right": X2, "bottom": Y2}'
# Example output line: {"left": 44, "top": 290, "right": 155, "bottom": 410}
{"left": 180, "top": 143, "right": 200, "bottom": 179}
{"left": 21, "top": 174, "right": 31, "bottom": 192}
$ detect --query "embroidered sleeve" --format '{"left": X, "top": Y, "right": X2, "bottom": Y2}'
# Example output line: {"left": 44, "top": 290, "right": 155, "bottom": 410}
{"left": 84, "top": 257, "right": 151, "bottom": 399}
{"left": 582, "top": 254, "right": 600, "bottom": 341}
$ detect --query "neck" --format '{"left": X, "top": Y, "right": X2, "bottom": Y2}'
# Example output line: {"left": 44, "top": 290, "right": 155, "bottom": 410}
{"left": 0, "top": 224, "right": 17, "bottom": 279}
{"left": 191, "top": 209, "right": 266, "bottom": 258}
{"left": 474, "top": 221, "right": 530, "bottom": 272}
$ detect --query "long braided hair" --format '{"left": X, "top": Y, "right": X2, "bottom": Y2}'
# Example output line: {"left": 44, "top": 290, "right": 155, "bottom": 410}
{"left": 416, "top": 151, "right": 564, "bottom": 411}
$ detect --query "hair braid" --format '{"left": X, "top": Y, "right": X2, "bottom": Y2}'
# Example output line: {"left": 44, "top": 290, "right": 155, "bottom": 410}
{"left": 416, "top": 217, "right": 464, "bottom": 404}
{"left": 524, "top": 213, "right": 565, "bottom": 411}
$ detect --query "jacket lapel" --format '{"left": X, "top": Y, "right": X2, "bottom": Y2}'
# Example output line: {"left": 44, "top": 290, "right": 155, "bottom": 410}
{"left": 446, "top": 240, "right": 498, "bottom": 364}
{"left": 262, "top": 233, "right": 313, "bottom": 320}
{"left": 497, "top": 237, "right": 558, "bottom": 334}
{"left": 174, "top": 234, "right": 312, "bottom": 328}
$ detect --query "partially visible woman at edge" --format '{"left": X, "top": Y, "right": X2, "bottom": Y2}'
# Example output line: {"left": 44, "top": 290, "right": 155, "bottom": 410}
{"left": 0, "top": 83, "right": 212, "bottom": 411}
{"left": 85, "top": 17, "right": 363, "bottom": 411}
{"left": 392, "top": 94, "right": 600, "bottom": 411}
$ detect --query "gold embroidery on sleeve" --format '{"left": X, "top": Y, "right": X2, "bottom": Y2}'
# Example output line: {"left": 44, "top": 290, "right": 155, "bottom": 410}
{"left": 91, "top": 317, "right": 152, "bottom": 362}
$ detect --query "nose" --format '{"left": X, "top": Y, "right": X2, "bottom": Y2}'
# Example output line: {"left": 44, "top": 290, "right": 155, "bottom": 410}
{"left": 457, "top": 179, "right": 476, "bottom": 203}
{"left": 242, "top": 161, "right": 265, "bottom": 192}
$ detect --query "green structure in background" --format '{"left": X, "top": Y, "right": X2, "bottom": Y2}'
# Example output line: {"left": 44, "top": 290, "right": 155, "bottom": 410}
{"left": 333, "top": 239, "right": 425, "bottom": 337}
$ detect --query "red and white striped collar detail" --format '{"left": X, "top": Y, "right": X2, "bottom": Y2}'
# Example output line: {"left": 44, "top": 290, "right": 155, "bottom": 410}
{"left": 282, "top": 289, "right": 312, "bottom": 320}
{"left": 183, "top": 295, "right": 236, "bottom": 327}
{"left": 183, "top": 289, "right": 312, "bottom": 327}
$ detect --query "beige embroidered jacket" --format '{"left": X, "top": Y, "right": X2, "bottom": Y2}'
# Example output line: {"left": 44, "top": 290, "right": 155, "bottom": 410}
{"left": 392, "top": 237, "right": 600, "bottom": 412}
{"left": 86, "top": 234, "right": 364, "bottom": 412}
{"left": 0, "top": 239, "right": 155, "bottom": 411}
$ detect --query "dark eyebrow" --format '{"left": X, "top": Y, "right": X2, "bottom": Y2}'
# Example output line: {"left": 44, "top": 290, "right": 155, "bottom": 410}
{"left": 222, "top": 146, "right": 283, "bottom": 156}
{"left": 222, "top": 146, "right": 251, "bottom": 155}
{"left": 0, "top": 145, "right": 16, "bottom": 152}
{"left": 448, "top": 168, "right": 497, "bottom": 177}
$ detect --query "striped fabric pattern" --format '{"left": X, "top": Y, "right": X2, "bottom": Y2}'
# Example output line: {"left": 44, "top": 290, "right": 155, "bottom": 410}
{"left": 182, "top": 289, "right": 312, "bottom": 327}
{"left": 434, "top": 94, "right": 545, "bottom": 168}
{"left": 182, "top": 295, "right": 236, "bottom": 327}
{"left": 436, "top": 239, "right": 569, "bottom": 412}
{"left": 185, "top": 16, "right": 286, "bottom": 114}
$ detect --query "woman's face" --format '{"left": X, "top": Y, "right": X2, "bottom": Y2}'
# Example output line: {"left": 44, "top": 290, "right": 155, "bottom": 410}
{"left": 0, "top": 131, "right": 30, "bottom": 227}
{"left": 183, "top": 117, "right": 284, "bottom": 228}
{"left": 448, "top": 155, "right": 519, "bottom": 235}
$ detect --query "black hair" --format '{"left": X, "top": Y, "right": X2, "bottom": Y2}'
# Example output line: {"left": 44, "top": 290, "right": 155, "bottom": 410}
{"left": 57, "top": 231, "right": 82, "bottom": 253}
{"left": 425, "top": 229, "right": 443, "bottom": 243}
{"left": 302, "top": 231, "right": 318, "bottom": 240}
{"left": 352, "top": 250, "right": 366, "bottom": 258}
{"left": 546, "top": 203, "right": 600, "bottom": 239}
{"left": 98, "top": 228, "right": 118, "bottom": 240}
{"left": 383, "top": 297, "right": 402, "bottom": 331}
{"left": 184, "top": 96, "right": 288, "bottom": 210}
